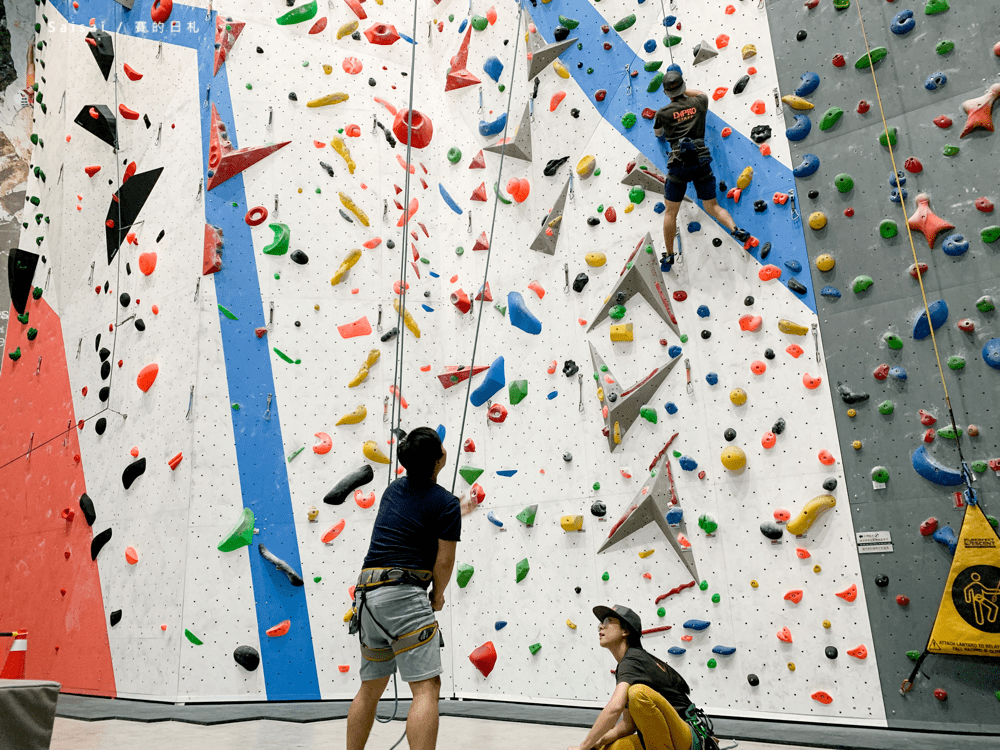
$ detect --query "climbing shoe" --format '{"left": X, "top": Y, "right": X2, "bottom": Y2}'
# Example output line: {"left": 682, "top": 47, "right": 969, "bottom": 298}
{"left": 730, "top": 226, "right": 751, "bottom": 243}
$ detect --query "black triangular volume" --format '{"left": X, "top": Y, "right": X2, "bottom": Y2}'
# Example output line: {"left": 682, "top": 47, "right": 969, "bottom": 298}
{"left": 105, "top": 168, "right": 163, "bottom": 265}
{"left": 74, "top": 104, "right": 117, "bottom": 149}
{"left": 7, "top": 248, "right": 38, "bottom": 315}
{"left": 86, "top": 30, "right": 114, "bottom": 81}
{"left": 79, "top": 492, "right": 97, "bottom": 526}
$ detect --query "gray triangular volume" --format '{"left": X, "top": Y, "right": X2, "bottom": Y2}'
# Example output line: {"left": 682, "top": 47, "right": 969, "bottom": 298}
{"left": 693, "top": 40, "right": 718, "bottom": 65}
{"left": 530, "top": 177, "right": 571, "bottom": 255}
{"left": 621, "top": 153, "right": 668, "bottom": 193}
{"left": 587, "top": 233, "right": 680, "bottom": 337}
{"left": 589, "top": 342, "right": 680, "bottom": 453}
{"left": 484, "top": 101, "right": 532, "bottom": 162}
{"left": 524, "top": 7, "right": 578, "bottom": 81}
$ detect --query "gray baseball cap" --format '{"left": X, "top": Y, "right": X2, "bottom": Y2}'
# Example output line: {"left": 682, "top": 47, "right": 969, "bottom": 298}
{"left": 594, "top": 604, "right": 642, "bottom": 642}
{"left": 663, "top": 70, "right": 685, "bottom": 95}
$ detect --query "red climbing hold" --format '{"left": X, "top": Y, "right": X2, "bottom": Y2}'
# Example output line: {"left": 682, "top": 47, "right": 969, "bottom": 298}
{"left": 641, "top": 108, "right": 657, "bottom": 120}
{"left": 920, "top": 516, "right": 938, "bottom": 535}
{"left": 604, "top": 206, "right": 617, "bottom": 223}
{"left": 786, "top": 345, "right": 804, "bottom": 358}
{"left": 762, "top": 432, "right": 776, "bottom": 449}
{"left": 739, "top": 315, "right": 762, "bottom": 331}
{"left": 344, "top": 0, "right": 367, "bottom": 20}
{"left": 470, "top": 182, "right": 488, "bottom": 202}
{"left": 811, "top": 691, "right": 833, "bottom": 705}
{"left": 488, "top": 403, "right": 508, "bottom": 423}
{"left": 470, "top": 642, "right": 498, "bottom": 677}
{"left": 751, "top": 360, "right": 766, "bottom": 375}
{"left": 464, "top": 439, "right": 476, "bottom": 452}
{"left": 773, "top": 192, "right": 789, "bottom": 205}
{"left": 673, "top": 291, "right": 688, "bottom": 302}
{"left": 309, "top": 17, "right": 328, "bottom": 34}
{"left": 507, "top": 178, "right": 530, "bottom": 203}
{"left": 119, "top": 104, "right": 140, "bottom": 120}
{"left": 758, "top": 265, "right": 782, "bottom": 281}
{"left": 975, "top": 197, "right": 995, "bottom": 213}
{"left": 958, "top": 318, "right": 975, "bottom": 332}
{"left": 776, "top": 627, "right": 793, "bottom": 643}
{"left": 933, "top": 115, "right": 952, "bottom": 129}
{"left": 393, "top": 109, "right": 434, "bottom": 149}
{"left": 136, "top": 364, "right": 159, "bottom": 392}
{"left": 595, "top": 89, "right": 607, "bottom": 102}
{"left": 817, "top": 448, "right": 835, "bottom": 465}
{"left": 469, "top": 150, "right": 486, "bottom": 169}
{"left": 751, "top": 100, "right": 765, "bottom": 115}
{"left": 321, "top": 519, "right": 346, "bottom": 544}
{"left": 934, "top": 688, "right": 948, "bottom": 701}
{"left": 795, "top": 547, "right": 811, "bottom": 559}
{"left": 123, "top": 63, "right": 143, "bottom": 81}
{"left": 475, "top": 282, "right": 493, "bottom": 302}
{"left": 896, "top": 595, "right": 910, "bottom": 606}
{"left": 473, "top": 231, "right": 490, "bottom": 252}
{"left": 725, "top": 4, "right": 736, "bottom": 13}
{"left": 245, "top": 206, "right": 268, "bottom": 226}
{"left": 338, "top": 317, "right": 372, "bottom": 338}
{"left": 713, "top": 87, "right": 728, "bottom": 101}
{"left": 550, "top": 91, "right": 567, "bottom": 111}
{"left": 805, "top": 0, "right": 820, "bottom": 8}
{"left": 908, "top": 193, "right": 955, "bottom": 248}
{"left": 847, "top": 644, "right": 868, "bottom": 660}
{"left": 873, "top": 363, "right": 889, "bottom": 380}
{"left": 84, "top": 165, "right": 102, "bottom": 177}
{"left": 835, "top": 583, "right": 858, "bottom": 602}
{"left": 716, "top": 34, "right": 730, "bottom": 49}
{"left": 527, "top": 280, "right": 545, "bottom": 299}
{"left": 924, "top": 429, "right": 936, "bottom": 443}
{"left": 857, "top": 100, "right": 870, "bottom": 114}
{"left": 150, "top": 0, "right": 172, "bottom": 24}
{"left": 138, "top": 252, "right": 157, "bottom": 276}
{"left": 904, "top": 157, "right": 923, "bottom": 174}
{"left": 908, "top": 262, "right": 928, "bottom": 278}
{"left": 784, "top": 590, "right": 803, "bottom": 604}
{"left": 720, "top": 127, "right": 732, "bottom": 138}
{"left": 266, "top": 620, "right": 291, "bottom": 637}
{"left": 832, "top": 53, "right": 846, "bottom": 68}
{"left": 919, "top": 409, "right": 937, "bottom": 426}
{"left": 342, "top": 56, "right": 363, "bottom": 75}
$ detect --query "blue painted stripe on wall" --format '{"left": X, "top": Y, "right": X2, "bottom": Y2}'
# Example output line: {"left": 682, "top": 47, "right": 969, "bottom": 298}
{"left": 527, "top": 0, "right": 816, "bottom": 312}
{"left": 48, "top": 0, "right": 321, "bottom": 700}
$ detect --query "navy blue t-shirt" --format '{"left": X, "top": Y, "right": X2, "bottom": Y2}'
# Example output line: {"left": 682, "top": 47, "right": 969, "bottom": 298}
{"left": 362, "top": 476, "right": 461, "bottom": 572}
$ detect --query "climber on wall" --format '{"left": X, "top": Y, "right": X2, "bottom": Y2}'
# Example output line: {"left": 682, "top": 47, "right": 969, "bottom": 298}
{"left": 345, "top": 427, "right": 476, "bottom": 750}
{"left": 568, "top": 605, "right": 720, "bottom": 750}
{"left": 653, "top": 70, "right": 756, "bottom": 263}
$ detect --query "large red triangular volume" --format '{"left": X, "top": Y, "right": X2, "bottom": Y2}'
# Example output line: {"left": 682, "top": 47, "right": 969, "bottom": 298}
{"left": 213, "top": 15, "right": 245, "bottom": 77}
{"left": 472, "top": 231, "right": 490, "bottom": 252}
{"left": 437, "top": 365, "right": 490, "bottom": 389}
{"left": 445, "top": 24, "right": 481, "bottom": 91}
{"left": 470, "top": 182, "right": 488, "bottom": 202}
{"left": 207, "top": 104, "right": 291, "bottom": 191}
{"left": 475, "top": 281, "right": 493, "bottom": 302}
{"left": 469, "top": 150, "right": 486, "bottom": 169}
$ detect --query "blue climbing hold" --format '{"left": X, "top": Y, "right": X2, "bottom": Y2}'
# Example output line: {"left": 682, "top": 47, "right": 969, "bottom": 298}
{"left": 679, "top": 456, "right": 698, "bottom": 471}
{"left": 890, "top": 9, "right": 915, "bottom": 35}
{"left": 786, "top": 115, "right": 812, "bottom": 142}
{"left": 889, "top": 187, "right": 908, "bottom": 203}
{"left": 399, "top": 32, "right": 416, "bottom": 45}
{"left": 479, "top": 112, "right": 508, "bottom": 137}
{"left": 913, "top": 299, "right": 948, "bottom": 340}
{"left": 436, "top": 424, "right": 446, "bottom": 441}
{"left": 496, "top": 469, "right": 518, "bottom": 477}
{"left": 889, "top": 171, "right": 906, "bottom": 188}
{"left": 912, "top": 445, "right": 964, "bottom": 486}
{"left": 794, "top": 72, "right": 820, "bottom": 97}
{"left": 785, "top": 260, "right": 802, "bottom": 273}
{"left": 820, "top": 286, "right": 842, "bottom": 298}
{"left": 439, "top": 183, "right": 463, "bottom": 214}
{"left": 666, "top": 507, "right": 684, "bottom": 525}
{"left": 421, "top": 304, "right": 434, "bottom": 312}
{"left": 458, "top": 18, "right": 468, "bottom": 34}
{"left": 925, "top": 72, "right": 947, "bottom": 90}
{"left": 487, "top": 511, "right": 503, "bottom": 528}
{"left": 654, "top": 202, "right": 666, "bottom": 214}
{"left": 470, "top": 356, "right": 505, "bottom": 407}
{"left": 428, "top": 271, "right": 440, "bottom": 278}
{"left": 483, "top": 55, "right": 503, "bottom": 82}
{"left": 982, "top": 338, "right": 1000, "bottom": 369}
{"left": 687, "top": 222, "right": 702, "bottom": 233}
{"left": 697, "top": 305, "right": 710, "bottom": 318}
{"left": 664, "top": 16, "right": 677, "bottom": 27}
{"left": 508, "top": 291, "right": 542, "bottom": 335}
{"left": 793, "top": 154, "right": 820, "bottom": 178}
{"left": 668, "top": 646, "right": 687, "bottom": 655}
{"left": 712, "top": 645, "right": 736, "bottom": 656}
{"left": 668, "top": 345, "right": 682, "bottom": 358}
{"left": 683, "top": 619, "right": 710, "bottom": 631}
{"left": 889, "top": 366, "right": 907, "bottom": 380}
{"left": 706, "top": 372, "right": 718, "bottom": 385}
{"left": 644, "top": 39, "right": 657, "bottom": 53}
{"left": 495, "top": 621, "right": 507, "bottom": 630}
{"left": 666, "top": 63, "right": 682, "bottom": 75}
{"left": 665, "top": 402, "right": 678, "bottom": 414}
{"left": 932, "top": 525, "right": 958, "bottom": 555}
{"left": 546, "top": 391, "right": 557, "bottom": 400}
{"left": 942, "top": 234, "right": 969, "bottom": 257}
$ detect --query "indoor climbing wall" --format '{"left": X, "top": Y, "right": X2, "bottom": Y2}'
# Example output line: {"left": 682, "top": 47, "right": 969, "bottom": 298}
{"left": 0, "top": 0, "right": 896, "bottom": 726}
{"left": 766, "top": 0, "right": 1000, "bottom": 733}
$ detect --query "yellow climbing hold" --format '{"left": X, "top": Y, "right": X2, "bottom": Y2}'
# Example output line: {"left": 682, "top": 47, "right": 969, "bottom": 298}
{"left": 363, "top": 440, "right": 391, "bottom": 464}
{"left": 639, "top": 549, "right": 655, "bottom": 559}
{"left": 560, "top": 515, "right": 584, "bottom": 531}
{"left": 586, "top": 251, "right": 607, "bottom": 267}
{"left": 308, "top": 92, "right": 349, "bottom": 108}
{"left": 339, "top": 192, "right": 370, "bottom": 226}
{"left": 553, "top": 59, "right": 570, "bottom": 79}
{"left": 576, "top": 155, "right": 597, "bottom": 179}
{"left": 349, "top": 349, "right": 380, "bottom": 388}
{"left": 813, "top": 564, "right": 822, "bottom": 573}
{"left": 778, "top": 319, "right": 809, "bottom": 335}
{"left": 331, "top": 248, "right": 362, "bottom": 285}
{"left": 336, "top": 404, "right": 367, "bottom": 425}
{"left": 729, "top": 388, "right": 747, "bottom": 406}
{"left": 393, "top": 298, "right": 421, "bottom": 338}
{"left": 331, "top": 135, "right": 357, "bottom": 175}
{"left": 566, "top": 619, "right": 577, "bottom": 629}
{"left": 787, "top": 662, "right": 796, "bottom": 672}
{"left": 596, "top": 386, "right": 605, "bottom": 402}
{"left": 808, "top": 211, "right": 827, "bottom": 230}
{"left": 781, "top": 94, "right": 815, "bottom": 110}
{"left": 737, "top": 166, "right": 754, "bottom": 190}
{"left": 786, "top": 494, "right": 837, "bottom": 536}
{"left": 624, "top": 203, "right": 635, "bottom": 214}
{"left": 853, "top": 440, "right": 862, "bottom": 450}
{"left": 750, "top": 579, "right": 759, "bottom": 588}
{"left": 610, "top": 323, "right": 634, "bottom": 342}
{"left": 741, "top": 44, "right": 757, "bottom": 60}
{"left": 336, "top": 20, "right": 359, "bottom": 39}
{"left": 721, "top": 446, "right": 747, "bottom": 470}
{"left": 823, "top": 619, "right": 832, "bottom": 629}
{"left": 816, "top": 253, "right": 835, "bottom": 271}
{"left": 322, "top": 64, "right": 333, "bottom": 75}
{"left": 613, "top": 421, "right": 622, "bottom": 444}
{"left": 847, "top": 408, "right": 857, "bottom": 418}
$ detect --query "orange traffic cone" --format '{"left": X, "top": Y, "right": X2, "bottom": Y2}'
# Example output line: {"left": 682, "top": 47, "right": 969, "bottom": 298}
{"left": 1, "top": 630, "right": 28, "bottom": 679}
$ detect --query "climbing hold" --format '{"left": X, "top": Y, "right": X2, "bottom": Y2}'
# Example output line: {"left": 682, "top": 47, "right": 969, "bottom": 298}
{"left": 925, "top": 72, "right": 947, "bottom": 90}
{"left": 793, "top": 154, "right": 820, "bottom": 178}
{"left": 561, "top": 516, "right": 584, "bottom": 532}
{"left": 933, "top": 525, "right": 958, "bottom": 555}
{"left": 470, "top": 642, "right": 497, "bottom": 677}
{"left": 808, "top": 212, "right": 827, "bottom": 230}
{"left": 811, "top": 691, "right": 833, "bottom": 705}
{"left": 803, "top": 373, "right": 822, "bottom": 390}
{"left": 777, "top": 627, "right": 793, "bottom": 643}
{"left": 786, "top": 495, "right": 836, "bottom": 535}
{"left": 852, "top": 275, "right": 873, "bottom": 293}
{"left": 515, "top": 558, "right": 530, "bottom": 583}
{"left": 836, "top": 583, "right": 858, "bottom": 602}
{"left": 470, "top": 356, "right": 505, "bottom": 407}
{"left": 363, "top": 441, "right": 391, "bottom": 465}
{"left": 730, "top": 388, "right": 747, "bottom": 406}
{"left": 324, "top": 465, "right": 375, "bottom": 505}
{"left": 891, "top": 9, "right": 916, "bottom": 34}
{"left": 856, "top": 47, "right": 888, "bottom": 69}
{"left": 820, "top": 107, "right": 844, "bottom": 131}
{"left": 786, "top": 115, "right": 812, "bottom": 142}
{"left": 258, "top": 544, "right": 303, "bottom": 587}
{"left": 960, "top": 83, "right": 1000, "bottom": 138}
{"left": 457, "top": 563, "right": 474, "bottom": 588}
{"left": 508, "top": 292, "right": 542, "bottom": 335}
{"left": 721, "top": 446, "right": 746, "bottom": 471}
{"left": 913, "top": 300, "right": 949, "bottom": 339}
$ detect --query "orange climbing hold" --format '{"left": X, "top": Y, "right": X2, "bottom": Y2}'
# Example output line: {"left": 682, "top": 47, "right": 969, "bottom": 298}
{"left": 761, "top": 432, "right": 776, "bottom": 449}
{"left": 337, "top": 316, "right": 372, "bottom": 338}
{"left": 774, "top": 509, "right": 791, "bottom": 522}
{"left": 776, "top": 627, "right": 793, "bottom": 643}
{"left": 342, "top": 56, "right": 363, "bottom": 75}
{"left": 550, "top": 91, "right": 567, "bottom": 111}
{"left": 136, "top": 363, "right": 159, "bottom": 392}
{"left": 138, "top": 252, "right": 157, "bottom": 276}
{"left": 751, "top": 100, "right": 765, "bottom": 114}
{"left": 786, "top": 345, "right": 803, "bottom": 358}
{"left": 507, "top": 178, "right": 530, "bottom": 203}
{"left": 363, "top": 238, "right": 382, "bottom": 249}
{"left": 119, "top": 103, "right": 140, "bottom": 120}
{"left": 716, "top": 34, "right": 730, "bottom": 49}
{"left": 847, "top": 644, "right": 868, "bottom": 659}
{"left": 527, "top": 280, "right": 545, "bottom": 299}
{"left": 802, "top": 373, "right": 822, "bottom": 389}
{"left": 795, "top": 547, "right": 811, "bottom": 559}
{"left": 397, "top": 198, "right": 419, "bottom": 227}
{"left": 355, "top": 490, "right": 376, "bottom": 509}
{"left": 322, "top": 519, "right": 346, "bottom": 543}
{"left": 836, "top": 583, "right": 858, "bottom": 602}
{"left": 907, "top": 193, "right": 955, "bottom": 248}
{"left": 123, "top": 63, "right": 143, "bottom": 81}
{"left": 818, "top": 449, "right": 835, "bottom": 465}
{"left": 739, "top": 314, "right": 762, "bottom": 331}
{"left": 758, "top": 265, "right": 782, "bottom": 281}
{"left": 784, "top": 590, "right": 803, "bottom": 604}
{"left": 84, "top": 165, "right": 102, "bottom": 177}
{"left": 750, "top": 360, "right": 766, "bottom": 375}
{"left": 125, "top": 546, "right": 139, "bottom": 565}
{"left": 266, "top": 620, "right": 291, "bottom": 637}
{"left": 389, "top": 385, "right": 408, "bottom": 409}
{"left": 712, "top": 87, "right": 728, "bottom": 101}
{"left": 811, "top": 691, "right": 833, "bottom": 705}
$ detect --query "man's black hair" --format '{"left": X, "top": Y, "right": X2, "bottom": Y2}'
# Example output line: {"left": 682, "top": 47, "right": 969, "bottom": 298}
{"left": 397, "top": 427, "right": 443, "bottom": 485}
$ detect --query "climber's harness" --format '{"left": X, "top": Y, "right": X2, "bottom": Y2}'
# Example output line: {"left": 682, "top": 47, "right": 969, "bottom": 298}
{"left": 666, "top": 138, "right": 712, "bottom": 183}
{"left": 349, "top": 567, "right": 443, "bottom": 662}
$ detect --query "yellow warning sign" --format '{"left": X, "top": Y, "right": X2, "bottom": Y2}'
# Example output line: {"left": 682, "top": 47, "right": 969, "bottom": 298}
{"left": 927, "top": 503, "right": 1000, "bottom": 657}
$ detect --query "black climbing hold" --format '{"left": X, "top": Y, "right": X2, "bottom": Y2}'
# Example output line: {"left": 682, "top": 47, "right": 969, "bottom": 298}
{"left": 424, "top": 290, "right": 431, "bottom": 297}
{"left": 256, "top": 46, "right": 264, "bottom": 53}
{"left": 122, "top": 457, "right": 146, "bottom": 490}
{"left": 825, "top": 646, "right": 838, "bottom": 659}
{"left": 760, "top": 522, "right": 784, "bottom": 540}
{"left": 135, "top": 318, "right": 145, "bottom": 331}
{"left": 808, "top": 190, "right": 819, "bottom": 200}
{"left": 99, "top": 347, "right": 110, "bottom": 362}
{"left": 563, "top": 452, "right": 573, "bottom": 462}
{"left": 120, "top": 292, "right": 130, "bottom": 307}
{"left": 837, "top": 383, "right": 870, "bottom": 404}
{"left": 156, "top": 230, "right": 165, "bottom": 242}
{"left": 104, "top": 281, "right": 109, "bottom": 294}
{"left": 324, "top": 464, "right": 375, "bottom": 505}
{"left": 99, "top": 387, "right": 110, "bottom": 402}
{"left": 79, "top": 492, "right": 97, "bottom": 526}
{"left": 386, "top": 239, "right": 395, "bottom": 249}
{"left": 788, "top": 278, "right": 807, "bottom": 295}
{"left": 753, "top": 199, "right": 767, "bottom": 213}
{"left": 259, "top": 543, "right": 304, "bottom": 586}
{"left": 543, "top": 156, "right": 570, "bottom": 176}
{"left": 339, "top": 208, "right": 354, "bottom": 223}
{"left": 126, "top": 262, "right": 132, "bottom": 275}
{"left": 759, "top": 242, "right": 771, "bottom": 260}
{"left": 772, "top": 418, "right": 786, "bottom": 434}
{"left": 748, "top": 674, "right": 760, "bottom": 686}
{"left": 553, "top": 26, "right": 570, "bottom": 42}
{"left": 822, "top": 478, "right": 837, "bottom": 491}
{"left": 294, "top": 321, "right": 301, "bottom": 327}
{"left": 700, "top": 330, "right": 711, "bottom": 339}
{"left": 608, "top": 393, "right": 617, "bottom": 403}
{"left": 574, "top": 586, "right": 582, "bottom": 594}
{"left": 750, "top": 125, "right": 772, "bottom": 143}
{"left": 101, "top": 361, "right": 110, "bottom": 380}
{"left": 86, "top": 30, "right": 114, "bottom": 81}
{"left": 724, "top": 428, "right": 736, "bottom": 442}
{"left": 591, "top": 501, "right": 607, "bottom": 517}
{"left": 587, "top": 217, "right": 601, "bottom": 226}
{"left": 320, "top": 161, "right": 335, "bottom": 177}
{"left": 733, "top": 75, "right": 750, "bottom": 95}
{"left": 563, "top": 360, "right": 579, "bottom": 377}
{"left": 718, "top": 181, "right": 727, "bottom": 192}
{"left": 74, "top": 104, "right": 117, "bottom": 149}
{"left": 796, "top": 30, "right": 808, "bottom": 41}
{"left": 368, "top": 78, "right": 376, "bottom": 87}
{"left": 744, "top": 296, "right": 754, "bottom": 306}
{"left": 503, "top": 39, "right": 509, "bottom": 46}
{"left": 615, "top": 292, "right": 626, "bottom": 304}
{"left": 234, "top": 645, "right": 261, "bottom": 672}
{"left": 143, "top": 113, "right": 151, "bottom": 129}
{"left": 351, "top": 31, "right": 361, "bottom": 40}
{"left": 875, "top": 574, "right": 890, "bottom": 588}
{"left": 532, "top": 78, "right": 540, "bottom": 99}
{"left": 764, "top": 348, "right": 775, "bottom": 360}
{"left": 91, "top": 527, "right": 112, "bottom": 560}
{"left": 107, "top": 167, "right": 164, "bottom": 266}
{"left": 94, "top": 417, "right": 108, "bottom": 436}
{"left": 290, "top": 250, "right": 309, "bottom": 265}
{"left": 573, "top": 273, "right": 589, "bottom": 292}
{"left": 570, "top": 108, "right": 580, "bottom": 118}
{"left": 288, "top": 92, "right": 297, "bottom": 101}
{"left": 8, "top": 249, "right": 40, "bottom": 315}
{"left": 712, "top": 237, "right": 722, "bottom": 247}
{"left": 109, "top": 609, "right": 122, "bottom": 627}
{"left": 380, "top": 326, "right": 399, "bottom": 342}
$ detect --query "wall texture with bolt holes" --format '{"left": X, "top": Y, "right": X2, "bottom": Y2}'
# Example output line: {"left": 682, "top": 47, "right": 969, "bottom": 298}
{"left": 767, "top": 0, "right": 1000, "bottom": 733}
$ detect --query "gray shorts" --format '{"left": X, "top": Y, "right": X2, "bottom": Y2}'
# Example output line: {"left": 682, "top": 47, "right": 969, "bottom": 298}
{"left": 357, "top": 584, "right": 443, "bottom": 683}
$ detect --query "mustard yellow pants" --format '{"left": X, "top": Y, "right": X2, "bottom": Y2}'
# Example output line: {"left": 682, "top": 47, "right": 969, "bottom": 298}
{"left": 602, "top": 684, "right": 694, "bottom": 750}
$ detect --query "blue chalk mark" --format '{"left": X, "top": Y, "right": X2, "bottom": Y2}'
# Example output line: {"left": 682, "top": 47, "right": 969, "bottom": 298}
{"left": 438, "top": 183, "right": 463, "bottom": 214}
{"left": 665, "top": 402, "right": 678, "bottom": 414}
{"left": 496, "top": 469, "right": 518, "bottom": 477}
{"left": 470, "top": 356, "right": 505, "bottom": 407}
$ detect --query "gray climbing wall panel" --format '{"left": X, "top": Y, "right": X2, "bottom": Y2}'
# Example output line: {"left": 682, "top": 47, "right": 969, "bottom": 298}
{"left": 766, "top": 0, "right": 1000, "bottom": 734}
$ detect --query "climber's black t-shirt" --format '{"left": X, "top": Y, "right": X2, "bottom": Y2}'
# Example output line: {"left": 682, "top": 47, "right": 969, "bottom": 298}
{"left": 615, "top": 647, "right": 693, "bottom": 716}
{"left": 653, "top": 93, "right": 711, "bottom": 168}
{"left": 362, "top": 476, "right": 461, "bottom": 572}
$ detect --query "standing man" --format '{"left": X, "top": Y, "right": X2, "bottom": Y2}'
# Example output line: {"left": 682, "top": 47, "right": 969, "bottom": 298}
{"left": 653, "top": 70, "right": 757, "bottom": 262}
{"left": 346, "top": 427, "right": 476, "bottom": 750}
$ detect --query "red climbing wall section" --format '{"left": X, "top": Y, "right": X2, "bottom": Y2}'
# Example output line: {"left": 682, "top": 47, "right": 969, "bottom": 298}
{"left": 0, "top": 295, "right": 116, "bottom": 697}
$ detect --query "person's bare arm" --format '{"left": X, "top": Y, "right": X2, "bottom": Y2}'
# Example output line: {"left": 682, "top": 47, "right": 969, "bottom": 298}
{"left": 685, "top": 88, "right": 705, "bottom": 98}
{"left": 573, "top": 682, "right": 630, "bottom": 750}
{"left": 596, "top": 706, "right": 637, "bottom": 747}
{"left": 430, "top": 540, "right": 457, "bottom": 611}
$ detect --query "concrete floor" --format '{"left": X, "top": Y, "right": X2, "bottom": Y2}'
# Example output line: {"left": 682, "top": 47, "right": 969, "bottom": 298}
{"left": 49, "top": 715, "right": 813, "bottom": 750}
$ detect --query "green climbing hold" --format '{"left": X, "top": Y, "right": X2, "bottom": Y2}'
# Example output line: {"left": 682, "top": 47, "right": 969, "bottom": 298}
{"left": 645, "top": 60, "right": 664, "bottom": 72}
{"left": 621, "top": 113, "right": 637, "bottom": 130}
{"left": 32, "top": 287, "right": 43, "bottom": 299}
{"left": 885, "top": 333, "right": 903, "bottom": 349}
{"left": 947, "top": 355, "right": 965, "bottom": 370}
{"left": 907, "top": 650, "right": 921, "bottom": 661}
{"left": 597, "top": 204, "right": 604, "bottom": 213}
{"left": 879, "top": 127, "right": 898, "bottom": 147}
{"left": 878, "top": 400, "right": 894, "bottom": 415}
{"left": 498, "top": 84, "right": 505, "bottom": 93}
{"left": 614, "top": 14, "right": 637, "bottom": 32}
{"left": 680, "top": 334, "right": 688, "bottom": 343}
{"left": 658, "top": 607, "right": 666, "bottom": 617}
{"left": 648, "top": 72, "right": 665, "bottom": 93}
{"left": 456, "top": 246, "right": 465, "bottom": 255}
{"left": 852, "top": 275, "right": 873, "bottom": 293}
{"left": 587, "top": 68, "right": 594, "bottom": 74}
{"left": 609, "top": 304, "right": 627, "bottom": 320}
{"left": 872, "top": 466, "right": 890, "bottom": 483}
{"left": 711, "top": 593, "right": 721, "bottom": 603}
{"left": 673, "top": 450, "right": 682, "bottom": 458}
{"left": 664, "top": 35, "right": 682, "bottom": 48}
{"left": 457, "top": 563, "right": 475, "bottom": 588}
{"left": 593, "top": 482, "right": 601, "bottom": 491}
{"left": 494, "top": 182, "right": 512, "bottom": 205}
{"left": 936, "top": 40, "right": 955, "bottom": 55}
{"left": 528, "top": 643, "right": 542, "bottom": 655}
{"left": 218, "top": 304, "right": 239, "bottom": 320}
{"left": 977, "top": 296, "right": 996, "bottom": 312}
{"left": 640, "top": 406, "right": 658, "bottom": 424}
{"left": 273, "top": 348, "right": 301, "bottom": 364}
{"left": 509, "top": 379, "right": 529, "bottom": 405}
{"left": 515, "top": 558, "right": 530, "bottom": 583}
{"left": 880, "top": 219, "right": 899, "bottom": 239}
{"left": 834, "top": 173, "right": 854, "bottom": 193}
{"left": 924, "top": 0, "right": 949, "bottom": 14}
{"left": 971, "top": 460, "right": 988, "bottom": 474}
{"left": 263, "top": 223, "right": 290, "bottom": 255}
{"left": 988, "top": 516, "right": 999, "bottom": 530}
{"left": 246, "top": 83, "right": 252, "bottom": 90}
{"left": 602, "top": 571, "right": 610, "bottom": 581}
{"left": 698, "top": 515, "right": 718, "bottom": 534}
{"left": 981, "top": 226, "right": 1000, "bottom": 244}
{"left": 938, "top": 425, "right": 962, "bottom": 440}
{"left": 470, "top": 15, "right": 488, "bottom": 31}
{"left": 276, "top": 0, "right": 317, "bottom": 25}
{"left": 184, "top": 629, "right": 203, "bottom": 646}
{"left": 707, "top": 658, "right": 718, "bottom": 669}
{"left": 943, "top": 144, "right": 960, "bottom": 156}
{"left": 833, "top": 0, "right": 850, "bottom": 8}
{"left": 699, "top": 580, "right": 709, "bottom": 591}
{"left": 218, "top": 508, "right": 255, "bottom": 552}
{"left": 26, "top": 328, "right": 37, "bottom": 341}
{"left": 856, "top": 46, "right": 888, "bottom": 69}
{"left": 313, "top": 576, "right": 322, "bottom": 583}
{"left": 819, "top": 107, "right": 844, "bottom": 131}
{"left": 8, "top": 347, "right": 20, "bottom": 361}
{"left": 516, "top": 505, "right": 537, "bottom": 526}
{"left": 558, "top": 16, "right": 580, "bottom": 30}
{"left": 447, "top": 147, "right": 462, "bottom": 164}
{"left": 629, "top": 186, "right": 646, "bottom": 204}
{"left": 460, "top": 466, "right": 485, "bottom": 484}
{"left": 17, "top": 312, "right": 28, "bottom": 324}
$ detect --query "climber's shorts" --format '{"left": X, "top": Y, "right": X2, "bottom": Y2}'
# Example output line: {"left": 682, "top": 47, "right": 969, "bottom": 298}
{"left": 664, "top": 164, "right": 716, "bottom": 203}
{"left": 357, "top": 584, "right": 443, "bottom": 683}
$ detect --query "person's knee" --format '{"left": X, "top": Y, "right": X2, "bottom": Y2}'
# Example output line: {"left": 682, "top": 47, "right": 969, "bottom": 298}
{"left": 409, "top": 674, "right": 441, "bottom": 699}
{"left": 627, "top": 683, "right": 657, "bottom": 708}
